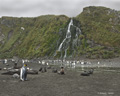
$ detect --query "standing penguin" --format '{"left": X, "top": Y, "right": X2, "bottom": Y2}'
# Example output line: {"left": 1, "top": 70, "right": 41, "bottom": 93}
{"left": 20, "top": 64, "right": 27, "bottom": 81}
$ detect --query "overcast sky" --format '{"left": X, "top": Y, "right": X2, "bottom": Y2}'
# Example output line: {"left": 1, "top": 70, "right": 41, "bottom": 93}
{"left": 0, "top": 0, "right": 120, "bottom": 18}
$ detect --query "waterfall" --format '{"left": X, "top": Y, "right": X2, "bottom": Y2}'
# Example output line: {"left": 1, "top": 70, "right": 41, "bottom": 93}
{"left": 64, "top": 48, "right": 68, "bottom": 58}
{"left": 58, "top": 19, "right": 73, "bottom": 51}
{"left": 54, "top": 18, "right": 82, "bottom": 59}
{"left": 66, "top": 19, "right": 73, "bottom": 38}
{"left": 58, "top": 38, "right": 66, "bottom": 51}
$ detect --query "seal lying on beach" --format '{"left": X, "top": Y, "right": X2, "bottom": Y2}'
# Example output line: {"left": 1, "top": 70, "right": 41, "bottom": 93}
{"left": 81, "top": 71, "right": 90, "bottom": 76}
{"left": 39, "top": 67, "right": 42, "bottom": 71}
{"left": 52, "top": 68, "right": 57, "bottom": 73}
{"left": 13, "top": 73, "right": 19, "bottom": 78}
{"left": 81, "top": 68, "right": 94, "bottom": 76}
{"left": 39, "top": 67, "right": 47, "bottom": 73}
{"left": 88, "top": 68, "right": 94, "bottom": 74}
{"left": 1, "top": 68, "right": 38, "bottom": 75}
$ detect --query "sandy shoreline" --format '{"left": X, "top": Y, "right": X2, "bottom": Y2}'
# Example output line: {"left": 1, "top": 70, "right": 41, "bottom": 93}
{"left": 0, "top": 57, "right": 120, "bottom": 96}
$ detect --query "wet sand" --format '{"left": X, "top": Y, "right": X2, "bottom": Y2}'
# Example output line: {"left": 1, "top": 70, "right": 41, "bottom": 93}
{"left": 0, "top": 58, "right": 120, "bottom": 96}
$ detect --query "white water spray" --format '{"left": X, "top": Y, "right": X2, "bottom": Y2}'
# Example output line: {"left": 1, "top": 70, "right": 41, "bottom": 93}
{"left": 58, "top": 19, "right": 73, "bottom": 51}
{"left": 55, "top": 19, "right": 82, "bottom": 59}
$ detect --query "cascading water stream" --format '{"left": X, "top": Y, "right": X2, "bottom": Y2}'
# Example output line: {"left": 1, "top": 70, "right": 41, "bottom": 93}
{"left": 58, "top": 19, "right": 73, "bottom": 51}
{"left": 54, "top": 19, "right": 82, "bottom": 59}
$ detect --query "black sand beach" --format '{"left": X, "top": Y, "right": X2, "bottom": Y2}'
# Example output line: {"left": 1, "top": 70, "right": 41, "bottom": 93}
{"left": 0, "top": 58, "right": 120, "bottom": 96}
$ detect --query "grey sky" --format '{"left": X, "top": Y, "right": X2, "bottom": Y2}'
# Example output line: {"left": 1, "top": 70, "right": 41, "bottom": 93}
{"left": 0, "top": 0, "right": 120, "bottom": 17}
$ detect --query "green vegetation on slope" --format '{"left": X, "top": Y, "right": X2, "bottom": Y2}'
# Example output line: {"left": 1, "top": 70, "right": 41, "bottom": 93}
{"left": 75, "top": 6, "right": 120, "bottom": 58}
{"left": 0, "top": 6, "right": 120, "bottom": 59}
{"left": 0, "top": 15, "right": 69, "bottom": 59}
{"left": 76, "top": 6, "right": 120, "bottom": 47}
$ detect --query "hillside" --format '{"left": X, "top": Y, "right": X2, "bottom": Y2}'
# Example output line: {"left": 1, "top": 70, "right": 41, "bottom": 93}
{"left": 0, "top": 6, "right": 120, "bottom": 59}
{"left": 0, "top": 15, "right": 69, "bottom": 59}
{"left": 76, "top": 6, "right": 120, "bottom": 58}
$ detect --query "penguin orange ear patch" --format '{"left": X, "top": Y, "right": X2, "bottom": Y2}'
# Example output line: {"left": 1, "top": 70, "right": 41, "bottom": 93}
{"left": 24, "top": 64, "right": 27, "bottom": 66}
